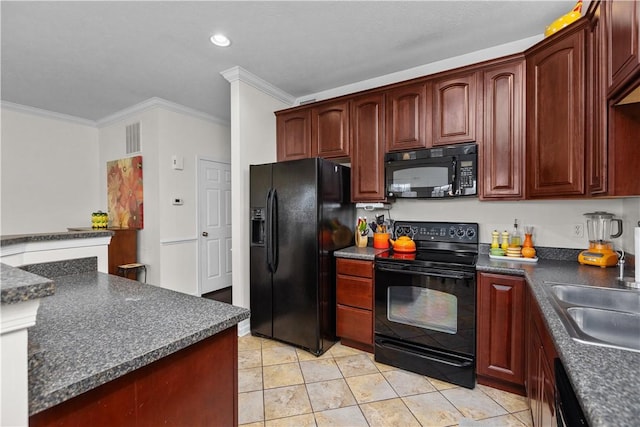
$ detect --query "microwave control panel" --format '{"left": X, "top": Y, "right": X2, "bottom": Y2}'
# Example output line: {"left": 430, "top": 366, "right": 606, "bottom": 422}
{"left": 458, "top": 160, "right": 475, "bottom": 189}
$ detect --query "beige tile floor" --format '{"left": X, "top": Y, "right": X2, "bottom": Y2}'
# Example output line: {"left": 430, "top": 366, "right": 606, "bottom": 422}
{"left": 238, "top": 335, "right": 534, "bottom": 427}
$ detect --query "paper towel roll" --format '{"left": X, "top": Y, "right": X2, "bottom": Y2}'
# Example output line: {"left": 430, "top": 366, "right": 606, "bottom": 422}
{"left": 635, "top": 227, "right": 640, "bottom": 283}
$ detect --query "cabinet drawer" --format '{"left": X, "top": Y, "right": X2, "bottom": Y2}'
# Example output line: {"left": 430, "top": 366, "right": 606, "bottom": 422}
{"left": 337, "top": 275, "right": 372, "bottom": 310}
{"left": 336, "top": 305, "right": 373, "bottom": 345}
{"left": 336, "top": 258, "right": 373, "bottom": 278}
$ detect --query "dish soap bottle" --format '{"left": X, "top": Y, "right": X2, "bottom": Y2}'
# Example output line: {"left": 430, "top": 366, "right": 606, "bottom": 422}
{"left": 510, "top": 219, "right": 521, "bottom": 247}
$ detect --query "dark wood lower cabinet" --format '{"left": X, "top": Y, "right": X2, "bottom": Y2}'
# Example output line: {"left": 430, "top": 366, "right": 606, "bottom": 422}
{"left": 336, "top": 258, "right": 374, "bottom": 353}
{"left": 30, "top": 325, "right": 239, "bottom": 427}
{"left": 527, "top": 295, "right": 558, "bottom": 427}
{"left": 476, "top": 272, "right": 526, "bottom": 395}
{"left": 478, "top": 272, "right": 559, "bottom": 427}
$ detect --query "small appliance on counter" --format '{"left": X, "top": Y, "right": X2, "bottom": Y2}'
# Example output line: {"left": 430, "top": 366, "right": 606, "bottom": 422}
{"left": 578, "top": 211, "right": 623, "bottom": 267}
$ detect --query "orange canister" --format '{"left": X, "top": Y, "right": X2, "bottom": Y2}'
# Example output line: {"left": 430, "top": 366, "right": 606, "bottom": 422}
{"left": 373, "top": 233, "right": 390, "bottom": 249}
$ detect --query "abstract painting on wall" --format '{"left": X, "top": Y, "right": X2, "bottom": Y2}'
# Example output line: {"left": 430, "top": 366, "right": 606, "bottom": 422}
{"left": 107, "top": 155, "right": 143, "bottom": 229}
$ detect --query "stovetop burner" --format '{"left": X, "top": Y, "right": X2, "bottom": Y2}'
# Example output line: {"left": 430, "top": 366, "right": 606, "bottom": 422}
{"left": 375, "top": 221, "right": 479, "bottom": 270}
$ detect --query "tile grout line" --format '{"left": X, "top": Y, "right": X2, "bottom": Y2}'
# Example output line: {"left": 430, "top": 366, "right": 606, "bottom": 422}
{"left": 239, "top": 337, "right": 532, "bottom": 426}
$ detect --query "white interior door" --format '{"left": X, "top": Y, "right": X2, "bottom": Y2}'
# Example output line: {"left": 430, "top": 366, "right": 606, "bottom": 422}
{"left": 198, "top": 159, "right": 232, "bottom": 295}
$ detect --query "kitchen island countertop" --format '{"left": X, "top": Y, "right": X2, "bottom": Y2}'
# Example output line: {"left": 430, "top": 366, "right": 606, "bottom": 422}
{"left": 477, "top": 255, "right": 640, "bottom": 427}
{"left": 28, "top": 271, "right": 250, "bottom": 415}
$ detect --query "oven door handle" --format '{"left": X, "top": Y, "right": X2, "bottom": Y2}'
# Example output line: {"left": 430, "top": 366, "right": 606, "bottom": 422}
{"left": 376, "top": 339, "right": 473, "bottom": 368}
{"left": 376, "top": 265, "right": 474, "bottom": 281}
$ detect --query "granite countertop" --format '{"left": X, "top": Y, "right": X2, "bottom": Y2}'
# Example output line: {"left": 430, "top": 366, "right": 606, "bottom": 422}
{"left": 334, "top": 245, "right": 389, "bottom": 260}
{"left": 477, "top": 255, "right": 640, "bottom": 427}
{"left": 0, "top": 230, "right": 113, "bottom": 247}
{"left": 1, "top": 263, "right": 55, "bottom": 304}
{"left": 28, "top": 272, "right": 250, "bottom": 415}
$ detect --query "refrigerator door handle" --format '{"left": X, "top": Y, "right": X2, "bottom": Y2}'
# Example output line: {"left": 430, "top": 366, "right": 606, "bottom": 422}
{"left": 272, "top": 189, "right": 279, "bottom": 273}
{"left": 266, "top": 188, "right": 274, "bottom": 272}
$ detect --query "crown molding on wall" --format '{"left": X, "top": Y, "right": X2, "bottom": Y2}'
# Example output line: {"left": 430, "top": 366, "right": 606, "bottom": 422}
{"left": 220, "top": 66, "right": 296, "bottom": 106}
{"left": 96, "top": 97, "right": 229, "bottom": 128}
{"left": 1, "top": 98, "right": 229, "bottom": 129}
{"left": 0, "top": 101, "right": 97, "bottom": 127}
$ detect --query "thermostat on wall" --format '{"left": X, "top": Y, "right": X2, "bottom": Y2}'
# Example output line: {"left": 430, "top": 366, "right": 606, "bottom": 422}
{"left": 172, "top": 198, "right": 184, "bottom": 205}
{"left": 171, "top": 155, "right": 184, "bottom": 170}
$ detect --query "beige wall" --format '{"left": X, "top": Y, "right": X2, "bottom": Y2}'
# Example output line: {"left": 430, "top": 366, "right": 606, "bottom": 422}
{"left": 98, "top": 106, "right": 230, "bottom": 293}
{"left": 1, "top": 107, "right": 100, "bottom": 234}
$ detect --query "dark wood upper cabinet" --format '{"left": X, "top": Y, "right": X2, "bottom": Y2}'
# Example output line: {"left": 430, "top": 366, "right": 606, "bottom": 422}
{"left": 312, "top": 100, "right": 350, "bottom": 158}
{"left": 605, "top": 0, "right": 640, "bottom": 95}
{"left": 276, "top": 109, "right": 312, "bottom": 161}
{"left": 432, "top": 71, "right": 479, "bottom": 146}
{"left": 526, "top": 20, "right": 587, "bottom": 198}
{"left": 587, "top": 3, "right": 609, "bottom": 195}
{"left": 351, "top": 93, "right": 386, "bottom": 201}
{"left": 386, "top": 81, "right": 431, "bottom": 151}
{"left": 481, "top": 57, "right": 525, "bottom": 200}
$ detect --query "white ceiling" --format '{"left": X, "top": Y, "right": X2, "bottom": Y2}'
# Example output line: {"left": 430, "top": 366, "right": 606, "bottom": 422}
{"left": 1, "top": 1, "right": 580, "bottom": 124}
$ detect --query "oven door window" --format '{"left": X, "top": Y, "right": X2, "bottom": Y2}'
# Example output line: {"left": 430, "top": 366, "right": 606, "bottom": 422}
{"left": 375, "top": 267, "right": 475, "bottom": 355}
{"left": 387, "top": 286, "right": 457, "bottom": 334}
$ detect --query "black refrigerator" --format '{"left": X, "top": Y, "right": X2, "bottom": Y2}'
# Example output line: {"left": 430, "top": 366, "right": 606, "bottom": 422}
{"left": 250, "top": 158, "right": 355, "bottom": 355}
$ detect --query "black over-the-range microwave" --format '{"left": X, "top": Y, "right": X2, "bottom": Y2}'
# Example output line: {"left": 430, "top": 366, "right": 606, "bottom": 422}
{"left": 384, "top": 143, "right": 477, "bottom": 199}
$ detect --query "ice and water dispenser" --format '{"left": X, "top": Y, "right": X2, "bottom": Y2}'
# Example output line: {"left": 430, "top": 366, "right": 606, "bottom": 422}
{"left": 251, "top": 208, "right": 265, "bottom": 246}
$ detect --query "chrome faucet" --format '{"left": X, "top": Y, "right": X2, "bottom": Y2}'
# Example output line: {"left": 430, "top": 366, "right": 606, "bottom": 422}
{"left": 618, "top": 256, "right": 625, "bottom": 281}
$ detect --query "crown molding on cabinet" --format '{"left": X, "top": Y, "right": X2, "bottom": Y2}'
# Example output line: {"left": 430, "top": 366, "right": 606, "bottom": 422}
{"left": 221, "top": 66, "right": 296, "bottom": 106}
{"left": 297, "top": 34, "right": 544, "bottom": 106}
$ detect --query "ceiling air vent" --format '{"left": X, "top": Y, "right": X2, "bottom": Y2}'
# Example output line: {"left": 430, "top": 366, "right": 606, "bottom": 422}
{"left": 126, "top": 122, "right": 141, "bottom": 154}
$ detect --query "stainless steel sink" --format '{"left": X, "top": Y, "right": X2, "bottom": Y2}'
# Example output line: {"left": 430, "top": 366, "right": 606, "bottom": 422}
{"left": 546, "top": 282, "right": 640, "bottom": 353}
{"left": 550, "top": 284, "right": 640, "bottom": 313}
{"left": 567, "top": 307, "right": 640, "bottom": 351}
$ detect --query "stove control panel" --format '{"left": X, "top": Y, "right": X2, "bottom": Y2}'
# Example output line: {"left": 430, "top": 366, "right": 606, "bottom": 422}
{"left": 394, "top": 221, "right": 479, "bottom": 244}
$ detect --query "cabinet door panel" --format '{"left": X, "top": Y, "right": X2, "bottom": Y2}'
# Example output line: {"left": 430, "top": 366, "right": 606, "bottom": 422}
{"left": 336, "top": 258, "right": 373, "bottom": 278}
{"left": 276, "top": 110, "right": 312, "bottom": 161}
{"left": 481, "top": 59, "right": 525, "bottom": 199}
{"left": 606, "top": 0, "right": 640, "bottom": 94}
{"left": 433, "top": 72, "right": 478, "bottom": 145}
{"left": 337, "top": 275, "right": 372, "bottom": 310}
{"left": 351, "top": 93, "right": 386, "bottom": 201}
{"left": 587, "top": 5, "right": 608, "bottom": 195}
{"left": 477, "top": 273, "right": 525, "bottom": 392}
{"left": 386, "top": 82, "right": 430, "bottom": 151}
{"left": 312, "top": 100, "right": 350, "bottom": 158}
{"left": 337, "top": 304, "right": 373, "bottom": 345}
{"left": 526, "top": 23, "right": 586, "bottom": 197}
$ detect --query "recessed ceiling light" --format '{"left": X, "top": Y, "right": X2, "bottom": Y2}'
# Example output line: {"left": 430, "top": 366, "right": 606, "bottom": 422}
{"left": 210, "top": 33, "right": 231, "bottom": 47}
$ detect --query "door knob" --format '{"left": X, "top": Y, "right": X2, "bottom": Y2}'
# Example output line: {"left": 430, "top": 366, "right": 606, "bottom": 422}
{"left": 202, "top": 232, "right": 208, "bottom": 237}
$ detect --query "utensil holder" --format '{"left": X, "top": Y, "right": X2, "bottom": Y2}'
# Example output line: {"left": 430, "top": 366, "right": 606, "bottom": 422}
{"left": 373, "top": 233, "right": 390, "bottom": 249}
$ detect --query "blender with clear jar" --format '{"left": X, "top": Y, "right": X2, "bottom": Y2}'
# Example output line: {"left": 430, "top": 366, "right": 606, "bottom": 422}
{"left": 578, "top": 211, "right": 623, "bottom": 267}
